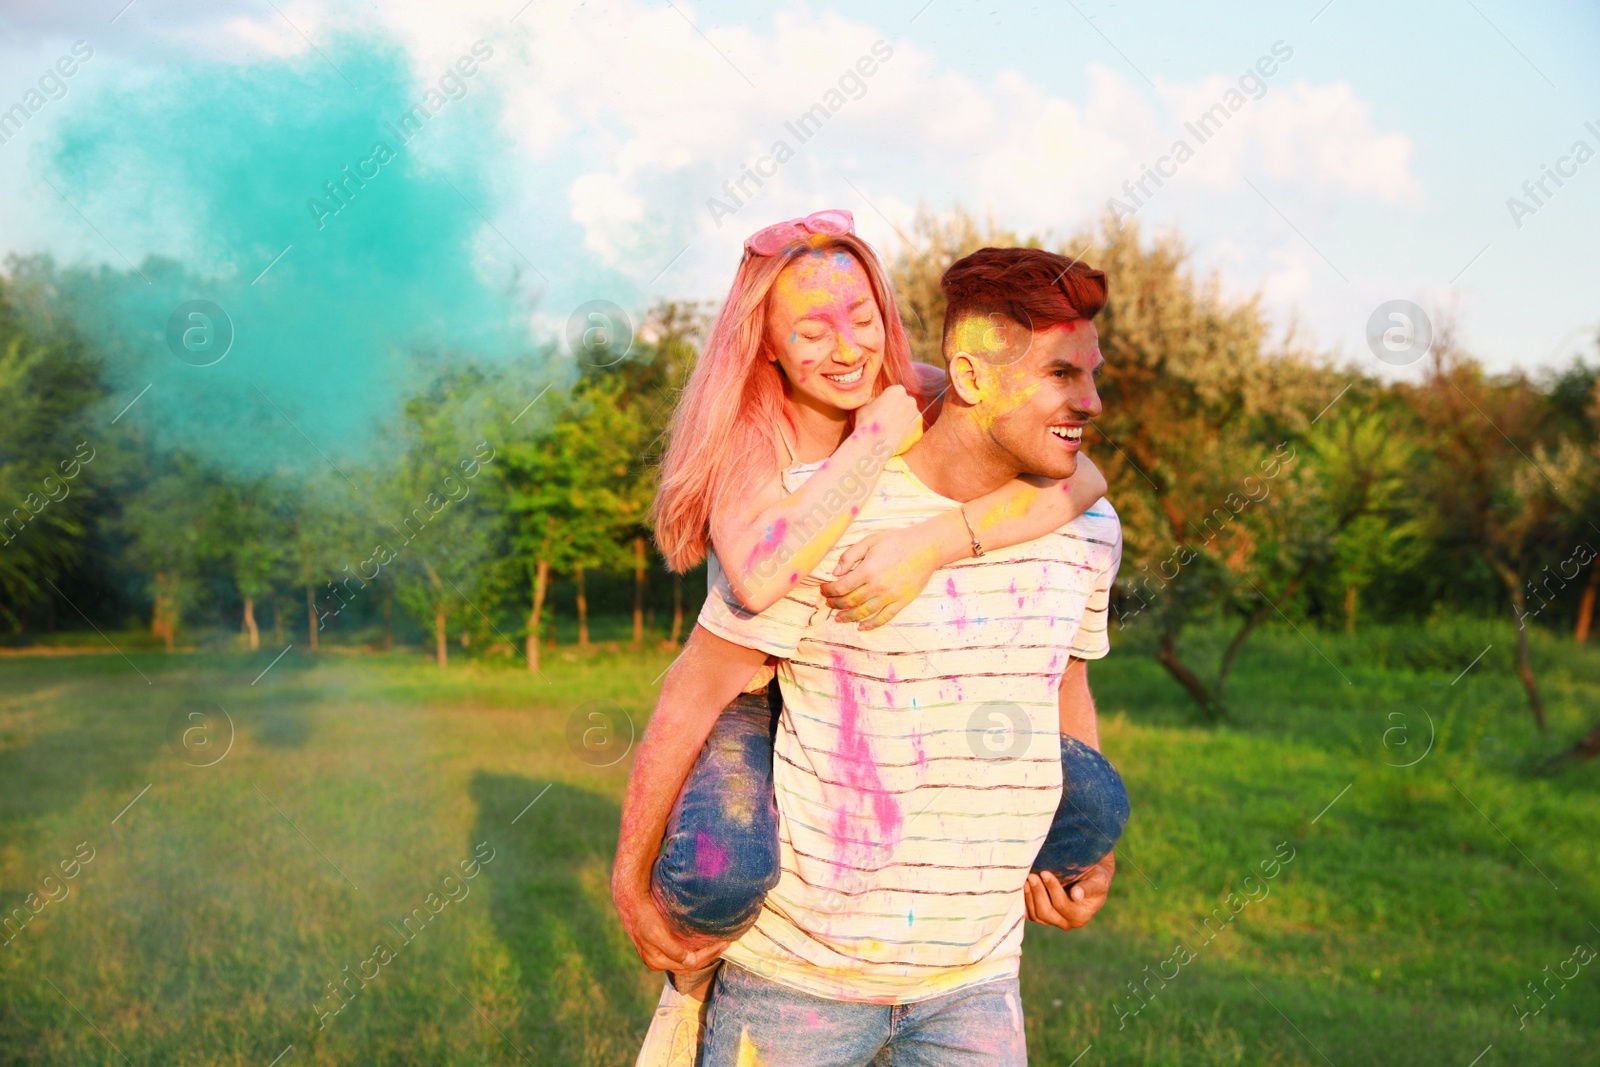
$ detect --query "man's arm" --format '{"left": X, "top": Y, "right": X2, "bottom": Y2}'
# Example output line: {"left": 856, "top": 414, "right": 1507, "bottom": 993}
{"left": 1025, "top": 656, "right": 1115, "bottom": 930}
{"left": 611, "top": 624, "right": 771, "bottom": 971}
{"left": 1058, "top": 655, "right": 1100, "bottom": 750}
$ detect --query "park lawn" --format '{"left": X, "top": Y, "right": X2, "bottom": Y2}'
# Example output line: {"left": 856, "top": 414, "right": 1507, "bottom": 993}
{"left": 0, "top": 627, "right": 1596, "bottom": 1066}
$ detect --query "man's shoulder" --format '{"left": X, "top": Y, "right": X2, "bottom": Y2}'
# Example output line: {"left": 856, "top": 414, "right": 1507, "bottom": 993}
{"left": 1054, "top": 496, "right": 1122, "bottom": 552}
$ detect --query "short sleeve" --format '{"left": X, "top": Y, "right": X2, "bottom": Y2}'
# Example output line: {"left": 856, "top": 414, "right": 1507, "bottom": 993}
{"left": 1066, "top": 502, "right": 1123, "bottom": 661}
{"left": 697, "top": 548, "right": 824, "bottom": 660}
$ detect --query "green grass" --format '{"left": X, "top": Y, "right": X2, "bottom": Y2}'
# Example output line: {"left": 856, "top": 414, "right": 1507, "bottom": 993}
{"left": 0, "top": 624, "right": 1596, "bottom": 1065}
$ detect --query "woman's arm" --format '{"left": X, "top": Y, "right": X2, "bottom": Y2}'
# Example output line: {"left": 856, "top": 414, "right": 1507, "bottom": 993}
{"left": 713, "top": 385, "right": 922, "bottom": 614}
{"left": 821, "top": 453, "right": 1109, "bottom": 628}
{"left": 612, "top": 625, "right": 771, "bottom": 970}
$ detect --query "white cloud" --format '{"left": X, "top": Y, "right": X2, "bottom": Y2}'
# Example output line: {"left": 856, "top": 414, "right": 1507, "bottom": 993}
{"left": 377, "top": 2, "right": 1420, "bottom": 304}
{"left": 0, "top": 0, "right": 1427, "bottom": 362}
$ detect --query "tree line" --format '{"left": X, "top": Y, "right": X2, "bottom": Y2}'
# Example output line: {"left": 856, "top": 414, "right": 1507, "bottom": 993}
{"left": 1, "top": 211, "right": 1596, "bottom": 759}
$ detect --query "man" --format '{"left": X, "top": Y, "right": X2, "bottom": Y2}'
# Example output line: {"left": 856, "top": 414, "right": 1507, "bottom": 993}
{"left": 615, "top": 247, "right": 1122, "bottom": 1064}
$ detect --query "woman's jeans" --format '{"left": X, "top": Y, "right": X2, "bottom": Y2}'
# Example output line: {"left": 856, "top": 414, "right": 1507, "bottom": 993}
{"left": 650, "top": 686, "right": 1131, "bottom": 941}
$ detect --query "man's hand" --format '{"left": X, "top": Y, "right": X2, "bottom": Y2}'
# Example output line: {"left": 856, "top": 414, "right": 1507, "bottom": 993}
{"left": 1023, "top": 852, "right": 1115, "bottom": 932}
{"left": 612, "top": 872, "right": 730, "bottom": 973}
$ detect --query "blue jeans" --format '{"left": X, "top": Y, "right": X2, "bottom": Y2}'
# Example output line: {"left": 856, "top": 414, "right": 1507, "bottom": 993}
{"left": 701, "top": 962, "right": 1027, "bottom": 1066}
{"left": 652, "top": 689, "right": 784, "bottom": 940}
{"left": 651, "top": 687, "right": 1130, "bottom": 940}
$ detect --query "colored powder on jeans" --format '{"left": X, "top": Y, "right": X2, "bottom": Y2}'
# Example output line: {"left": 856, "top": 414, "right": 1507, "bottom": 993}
{"left": 695, "top": 829, "right": 730, "bottom": 879}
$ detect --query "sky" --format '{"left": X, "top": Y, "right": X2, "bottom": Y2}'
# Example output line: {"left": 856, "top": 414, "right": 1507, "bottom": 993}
{"left": 1, "top": 0, "right": 1596, "bottom": 458}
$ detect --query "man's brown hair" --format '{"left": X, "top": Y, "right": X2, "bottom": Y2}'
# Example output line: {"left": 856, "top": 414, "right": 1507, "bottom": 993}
{"left": 940, "top": 247, "right": 1107, "bottom": 360}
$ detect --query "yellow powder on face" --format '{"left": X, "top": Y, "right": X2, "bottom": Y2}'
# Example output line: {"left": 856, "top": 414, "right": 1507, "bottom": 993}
{"left": 771, "top": 252, "right": 872, "bottom": 323}
{"left": 967, "top": 377, "right": 1041, "bottom": 431}
{"left": 768, "top": 251, "right": 881, "bottom": 388}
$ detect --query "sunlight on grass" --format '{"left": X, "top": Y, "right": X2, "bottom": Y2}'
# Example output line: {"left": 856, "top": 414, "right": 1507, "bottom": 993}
{"left": 0, "top": 631, "right": 1595, "bottom": 1065}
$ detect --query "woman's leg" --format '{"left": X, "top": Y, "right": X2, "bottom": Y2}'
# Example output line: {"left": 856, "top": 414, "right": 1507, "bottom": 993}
{"left": 1031, "top": 736, "right": 1130, "bottom": 882}
{"left": 650, "top": 686, "right": 782, "bottom": 943}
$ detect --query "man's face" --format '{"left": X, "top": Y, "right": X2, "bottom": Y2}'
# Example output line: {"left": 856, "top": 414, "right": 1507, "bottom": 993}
{"left": 970, "top": 320, "right": 1104, "bottom": 480}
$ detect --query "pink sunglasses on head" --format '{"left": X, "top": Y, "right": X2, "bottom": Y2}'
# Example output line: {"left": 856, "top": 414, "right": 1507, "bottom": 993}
{"left": 743, "top": 209, "right": 855, "bottom": 257}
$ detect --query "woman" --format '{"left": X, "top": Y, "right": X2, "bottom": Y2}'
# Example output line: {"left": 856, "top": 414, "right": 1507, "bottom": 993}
{"left": 618, "top": 211, "right": 1129, "bottom": 1065}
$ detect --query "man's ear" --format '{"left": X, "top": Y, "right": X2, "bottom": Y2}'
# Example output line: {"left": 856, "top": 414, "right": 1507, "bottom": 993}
{"left": 946, "top": 351, "right": 984, "bottom": 405}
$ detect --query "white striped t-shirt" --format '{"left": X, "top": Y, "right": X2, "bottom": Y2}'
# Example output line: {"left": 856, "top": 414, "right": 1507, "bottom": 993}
{"left": 698, "top": 455, "right": 1122, "bottom": 1004}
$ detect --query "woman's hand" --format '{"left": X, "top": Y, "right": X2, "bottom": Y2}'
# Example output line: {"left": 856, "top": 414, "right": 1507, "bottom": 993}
{"left": 821, "top": 527, "right": 945, "bottom": 630}
{"left": 856, "top": 384, "right": 923, "bottom": 455}
{"left": 612, "top": 870, "right": 730, "bottom": 973}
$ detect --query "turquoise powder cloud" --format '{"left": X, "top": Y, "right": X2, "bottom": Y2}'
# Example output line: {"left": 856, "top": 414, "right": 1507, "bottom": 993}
{"left": 40, "top": 34, "right": 542, "bottom": 473}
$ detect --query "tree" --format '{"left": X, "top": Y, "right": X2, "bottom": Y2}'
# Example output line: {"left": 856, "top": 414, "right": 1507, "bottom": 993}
{"left": 889, "top": 207, "right": 1022, "bottom": 367}
{"left": 499, "top": 376, "right": 655, "bottom": 668}
{"left": 1543, "top": 356, "right": 1600, "bottom": 643}
{"left": 610, "top": 300, "right": 707, "bottom": 647}
{"left": 386, "top": 365, "right": 504, "bottom": 669}
{"left": 1407, "top": 332, "right": 1568, "bottom": 730}
{"left": 0, "top": 263, "right": 103, "bottom": 630}
{"left": 208, "top": 474, "right": 292, "bottom": 650}
{"left": 118, "top": 458, "right": 216, "bottom": 650}
{"left": 1081, "top": 217, "right": 1366, "bottom": 719}
{"left": 278, "top": 474, "right": 350, "bottom": 653}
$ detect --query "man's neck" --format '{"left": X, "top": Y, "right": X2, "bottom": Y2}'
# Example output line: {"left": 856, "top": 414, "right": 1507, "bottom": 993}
{"left": 903, "top": 410, "right": 1020, "bottom": 502}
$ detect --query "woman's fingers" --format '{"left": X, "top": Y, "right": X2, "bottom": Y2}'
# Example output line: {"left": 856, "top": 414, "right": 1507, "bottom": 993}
{"left": 821, "top": 571, "right": 869, "bottom": 603}
{"left": 834, "top": 596, "right": 884, "bottom": 623}
{"left": 855, "top": 598, "right": 907, "bottom": 631}
{"left": 834, "top": 541, "right": 869, "bottom": 575}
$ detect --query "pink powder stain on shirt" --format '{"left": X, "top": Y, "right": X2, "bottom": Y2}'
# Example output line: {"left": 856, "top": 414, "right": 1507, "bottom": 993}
{"left": 694, "top": 829, "right": 729, "bottom": 879}
{"left": 945, "top": 576, "right": 969, "bottom": 632}
{"left": 828, "top": 652, "right": 902, "bottom": 863}
{"left": 910, "top": 728, "right": 927, "bottom": 773}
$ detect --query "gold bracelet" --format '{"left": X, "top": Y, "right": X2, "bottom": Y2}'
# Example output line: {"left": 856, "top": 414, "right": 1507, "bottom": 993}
{"left": 959, "top": 505, "right": 985, "bottom": 557}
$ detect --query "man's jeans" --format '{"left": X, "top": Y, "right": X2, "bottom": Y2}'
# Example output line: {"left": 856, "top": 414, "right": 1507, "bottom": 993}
{"left": 651, "top": 687, "right": 1130, "bottom": 941}
{"left": 700, "top": 962, "right": 1027, "bottom": 1067}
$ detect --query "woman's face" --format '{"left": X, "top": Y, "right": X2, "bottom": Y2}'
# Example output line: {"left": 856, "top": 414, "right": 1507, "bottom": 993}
{"left": 765, "top": 249, "right": 886, "bottom": 413}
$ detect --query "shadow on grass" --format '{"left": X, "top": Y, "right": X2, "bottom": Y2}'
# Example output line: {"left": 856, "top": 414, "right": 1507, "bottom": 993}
{"left": 0, "top": 656, "right": 167, "bottom": 840}
{"left": 470, "top": 772, "right": 655, "bottom": 1067}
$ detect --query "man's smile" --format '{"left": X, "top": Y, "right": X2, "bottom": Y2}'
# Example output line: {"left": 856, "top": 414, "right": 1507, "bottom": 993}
{"left": 1048, "top": 422, "right": 1085, "bottom": 448}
